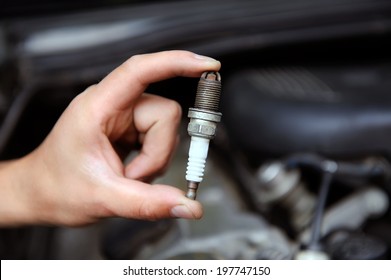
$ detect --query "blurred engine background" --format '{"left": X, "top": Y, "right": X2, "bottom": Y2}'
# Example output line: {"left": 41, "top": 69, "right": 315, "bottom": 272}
{"left": 1, "top": 0, "right": 391, "bottom": 259}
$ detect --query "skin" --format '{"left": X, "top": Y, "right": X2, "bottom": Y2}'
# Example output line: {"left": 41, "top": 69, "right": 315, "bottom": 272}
{"left": 0, "top": 50, "right": 221, "bottom": 227}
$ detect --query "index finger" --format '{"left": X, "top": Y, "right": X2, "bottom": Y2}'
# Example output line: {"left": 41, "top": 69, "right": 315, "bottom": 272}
{"left": 94, "top": 50, "right": 221, "bottom": 111}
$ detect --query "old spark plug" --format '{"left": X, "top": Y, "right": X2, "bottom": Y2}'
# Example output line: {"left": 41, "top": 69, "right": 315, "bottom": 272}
{"left": 185, "top": 71, "right": 222, "bottom": 200}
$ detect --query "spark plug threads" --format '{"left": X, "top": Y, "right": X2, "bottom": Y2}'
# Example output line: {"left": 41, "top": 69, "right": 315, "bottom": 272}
{"left": 194, "top": 72, "right": 222, "bottom": 111}
{"left": 185, "top": 72, "right": 222, "bottom": 200}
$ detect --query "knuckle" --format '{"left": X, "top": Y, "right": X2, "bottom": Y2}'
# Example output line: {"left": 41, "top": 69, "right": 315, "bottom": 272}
{"left": 153, "top": 156, "right": 170, "bottom": 173}
{"left": 125, "top": 54, "right": 141, "bottom": 65}
{"left": 125, "top": 54, "right": 143, "bottom": 67}
{"left": 164, "top": 99, "right": 182, "bottom": 122}
{"left": 84, "top": 84, "right": 98, "bottom": 92}
{"left": 121, "top": 56, "right": 138, "bottom": 75}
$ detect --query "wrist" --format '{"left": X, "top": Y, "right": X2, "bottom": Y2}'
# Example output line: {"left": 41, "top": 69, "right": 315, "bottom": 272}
{"left": 0, "top": 155, "right": 42, "bottom": 226}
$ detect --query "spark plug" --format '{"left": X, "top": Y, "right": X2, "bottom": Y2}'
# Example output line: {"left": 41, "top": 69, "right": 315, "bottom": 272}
{"left": 185, "top": 71, "right": 222, "bottom": 200}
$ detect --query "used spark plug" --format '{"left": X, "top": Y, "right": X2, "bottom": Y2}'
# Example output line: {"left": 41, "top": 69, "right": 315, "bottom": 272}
{"left": 185, "top": 71, "right": 222, "bottom": 200}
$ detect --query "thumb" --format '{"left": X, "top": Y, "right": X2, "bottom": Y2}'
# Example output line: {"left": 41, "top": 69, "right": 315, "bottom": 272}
{"left": 99, "top": 178, "right": 203, "bottom": 220}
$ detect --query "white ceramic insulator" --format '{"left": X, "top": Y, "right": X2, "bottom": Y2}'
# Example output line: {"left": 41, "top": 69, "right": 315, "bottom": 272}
{"left": 186, "top": 136, "right": 210, "bottom": 182}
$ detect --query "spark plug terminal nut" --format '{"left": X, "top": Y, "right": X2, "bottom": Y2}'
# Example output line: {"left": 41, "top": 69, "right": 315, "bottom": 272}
{"left": 185, "top": 72, "right": 222, "bottom": 200}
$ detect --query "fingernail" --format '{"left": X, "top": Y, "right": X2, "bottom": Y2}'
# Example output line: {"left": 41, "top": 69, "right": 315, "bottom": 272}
{"left": 170, "top": 205, "right": 195, "bottom": 219}
{"left": 194, "top": 54, "right": 220, "bottom": 64}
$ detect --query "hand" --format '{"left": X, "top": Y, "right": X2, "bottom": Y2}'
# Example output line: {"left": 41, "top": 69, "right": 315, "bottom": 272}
{"left": 0, "top": 50, "right": 221, "bottom": 226}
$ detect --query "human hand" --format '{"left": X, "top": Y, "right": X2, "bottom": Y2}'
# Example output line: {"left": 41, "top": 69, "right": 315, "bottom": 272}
{"left": 0, "top": 50, "right": 221, "bottom": 226}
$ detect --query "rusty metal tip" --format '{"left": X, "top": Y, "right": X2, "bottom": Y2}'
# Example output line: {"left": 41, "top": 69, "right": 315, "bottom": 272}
{"left": 185, "top": 190, "right": 197, "bottom": 200}
{"left": 201, "top": 71, "right": 221, "bottom": 82}
{"left": 186, "top": 181, "right": 199, "bottom": 200}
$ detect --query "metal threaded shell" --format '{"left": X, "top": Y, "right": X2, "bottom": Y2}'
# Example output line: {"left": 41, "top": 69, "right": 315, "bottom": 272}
{"left": 194, "top": 72, "right": 222, "bottom": 112}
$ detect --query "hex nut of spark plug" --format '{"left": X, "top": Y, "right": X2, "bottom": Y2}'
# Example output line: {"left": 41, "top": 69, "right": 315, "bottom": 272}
{"left": 187, "top": 108, "right": 221, "bottom": 139}
{"left": 187, "top": 120, "right": 217, "bottom": 139}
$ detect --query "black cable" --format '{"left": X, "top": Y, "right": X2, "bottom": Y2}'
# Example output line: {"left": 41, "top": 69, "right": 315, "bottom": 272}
{"left": 308, "top": 170, "right": 333, "bottom": 250}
